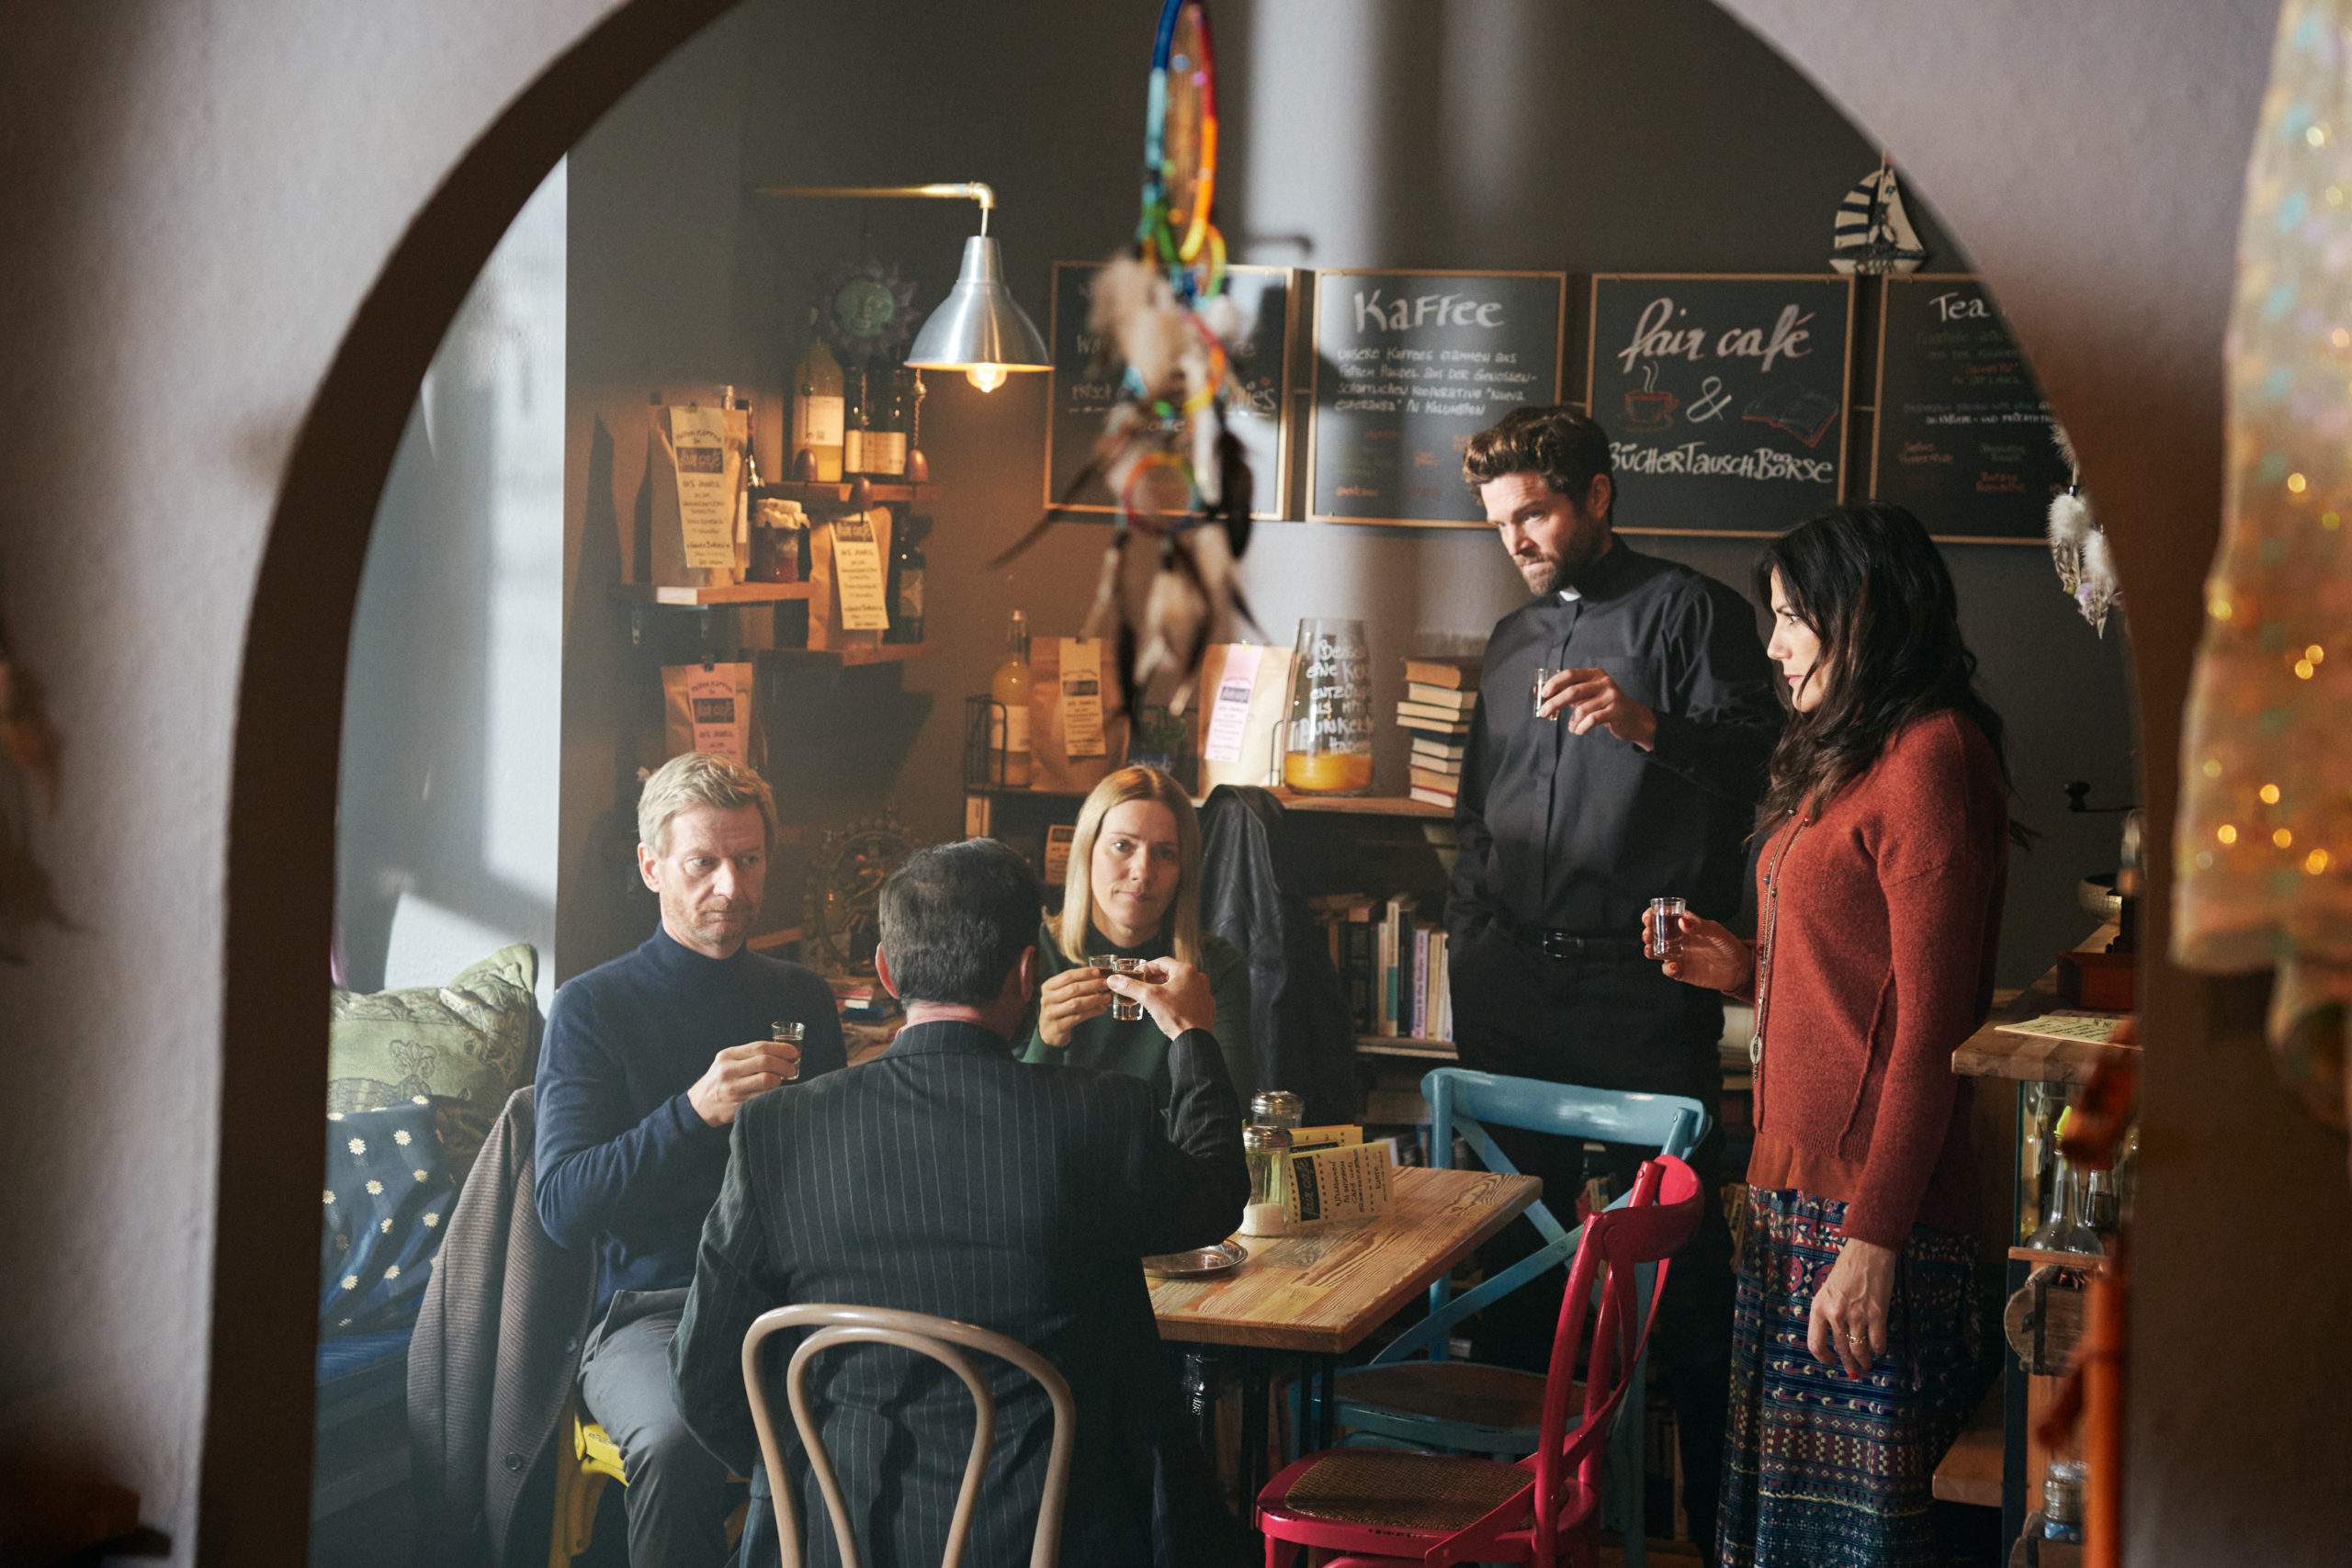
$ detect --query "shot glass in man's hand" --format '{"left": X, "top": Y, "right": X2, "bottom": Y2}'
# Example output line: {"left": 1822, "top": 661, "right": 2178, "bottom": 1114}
{"left": 687, "top": 1037, "right": 802, "bottom": 1126}
{"left": 1102, "top": 957, "right": 1216, "bottom": 1042}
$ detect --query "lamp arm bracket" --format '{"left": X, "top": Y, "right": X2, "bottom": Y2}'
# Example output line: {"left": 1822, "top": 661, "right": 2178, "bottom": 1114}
{"left": 755, "top": 182, "right": 997, "bottom": 233}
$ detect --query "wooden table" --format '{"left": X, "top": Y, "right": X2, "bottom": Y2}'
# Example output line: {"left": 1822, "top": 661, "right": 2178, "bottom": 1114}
{"left": 1150, "top": 1166, "right": 1542, "bottom": 1505}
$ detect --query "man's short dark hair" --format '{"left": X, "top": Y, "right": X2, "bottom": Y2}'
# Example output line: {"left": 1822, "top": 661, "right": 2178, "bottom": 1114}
{"left": 1463, "top": 405, "right": 1614, "bottom": 516}
{"left": 878, "top": 839, "right": 1043, "bottom": 1006}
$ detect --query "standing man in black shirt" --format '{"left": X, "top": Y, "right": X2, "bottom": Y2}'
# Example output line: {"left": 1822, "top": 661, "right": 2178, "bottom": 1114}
{"left": 1446, "top": 405, "right": 1781, "bottom": 1562}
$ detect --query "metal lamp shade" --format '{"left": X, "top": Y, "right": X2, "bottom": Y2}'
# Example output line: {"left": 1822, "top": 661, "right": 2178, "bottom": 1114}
{"left": 906, "top": 236, "right": 1051, "bottom": 374}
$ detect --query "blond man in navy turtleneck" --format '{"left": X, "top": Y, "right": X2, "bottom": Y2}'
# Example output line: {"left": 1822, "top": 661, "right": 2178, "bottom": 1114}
{"left": 536, "top": 752, "right": 845, "bottom": 1568}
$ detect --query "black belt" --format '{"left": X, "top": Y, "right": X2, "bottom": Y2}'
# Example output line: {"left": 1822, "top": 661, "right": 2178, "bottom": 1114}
{"left": 1519, "top": 928, "right": 1647, "bottom": 963}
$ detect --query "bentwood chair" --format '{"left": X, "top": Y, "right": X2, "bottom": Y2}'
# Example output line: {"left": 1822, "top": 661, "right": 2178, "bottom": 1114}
{"left": 741, "top": 1303, "right": 1078, "bottom": 1568}
{"left": 1257, "top": 1156, "right": 1702, "bottom": 1568}
{"left": 1301, "top": 1068, "right": 1707, "bottom": 1568}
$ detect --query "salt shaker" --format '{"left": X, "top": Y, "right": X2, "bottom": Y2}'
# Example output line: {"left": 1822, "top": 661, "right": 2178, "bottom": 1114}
{"left": 1241, "top": 1124, "right": 1293, "bottom": 1236}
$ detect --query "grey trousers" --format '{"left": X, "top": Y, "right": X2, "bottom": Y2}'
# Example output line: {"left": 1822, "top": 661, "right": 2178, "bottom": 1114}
{"left": 579, "top": 1288, "right": 735, "bottom": 1568}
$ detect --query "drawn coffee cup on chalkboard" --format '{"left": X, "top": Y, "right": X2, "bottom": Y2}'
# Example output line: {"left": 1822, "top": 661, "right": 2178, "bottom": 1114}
{"left": 1623, "top": 364, "right": 1679, "bottom": 432}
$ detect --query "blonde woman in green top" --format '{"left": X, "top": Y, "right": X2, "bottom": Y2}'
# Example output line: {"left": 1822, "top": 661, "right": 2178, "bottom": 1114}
{"left": 1019, "top": 765, "right": 1257, "bottom": 1105}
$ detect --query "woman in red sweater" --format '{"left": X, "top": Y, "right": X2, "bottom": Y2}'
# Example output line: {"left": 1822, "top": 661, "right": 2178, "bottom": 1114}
{"left": 1658, "top": 503, "right": 2008, "bottom": 1568}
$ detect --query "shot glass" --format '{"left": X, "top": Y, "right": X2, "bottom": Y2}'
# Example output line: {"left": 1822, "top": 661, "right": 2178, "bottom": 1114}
{"left": 769, "top": 1020, "right": 804, "bottom": 1080}
{"left": 1645, "top": 897, "right": 1688, "bottom": 961}
{"left": 1534, "top": 664, "right": 1564, "bottom": 722}
{"left": 1088, "top": 954, "right": 1148, "bottom": 1021}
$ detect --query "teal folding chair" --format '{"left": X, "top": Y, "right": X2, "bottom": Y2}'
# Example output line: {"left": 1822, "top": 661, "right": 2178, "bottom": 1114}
{"left": 1303, "top": 1067, "right": 1708, "bottom": 1568}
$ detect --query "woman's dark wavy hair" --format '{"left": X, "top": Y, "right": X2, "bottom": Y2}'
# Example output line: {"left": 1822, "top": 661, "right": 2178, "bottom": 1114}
{"left": 1755, "top": 502, "right": 2025, "bottom": 842}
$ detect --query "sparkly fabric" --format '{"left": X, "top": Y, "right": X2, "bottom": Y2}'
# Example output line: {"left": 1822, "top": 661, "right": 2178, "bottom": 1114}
{"left": 2177, "top": 0, "right": 2352, "bottom": 1130}
{"left": 1717, "top": 1188, "right": 1981, "bottom": 1568}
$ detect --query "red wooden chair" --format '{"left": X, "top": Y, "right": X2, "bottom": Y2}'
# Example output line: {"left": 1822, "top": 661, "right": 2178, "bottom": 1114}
{"left": 1253, "top": 1156, "right": 1702, "bottom": 1568}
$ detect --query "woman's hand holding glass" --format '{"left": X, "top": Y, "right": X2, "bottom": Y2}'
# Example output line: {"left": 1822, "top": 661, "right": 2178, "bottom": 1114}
{"left": 1645, "top": 908, "right": 1754, "bottom": 992}
{"left": 1036, "top": 964, "right": 1114, "bottom": 1049}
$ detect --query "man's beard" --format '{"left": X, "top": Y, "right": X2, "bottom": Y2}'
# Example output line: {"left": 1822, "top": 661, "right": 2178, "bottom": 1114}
{"left": 1520, "top": 535, "right": 1606, "bottom": 597}
{"left": 1514, "top": 512, "right": 1609, "bottom": 597}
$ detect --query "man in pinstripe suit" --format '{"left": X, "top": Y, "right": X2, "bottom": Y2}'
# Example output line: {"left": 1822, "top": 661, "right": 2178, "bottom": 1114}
{"left": 670, "top": 838, "right": 1249, "bottom": 1568}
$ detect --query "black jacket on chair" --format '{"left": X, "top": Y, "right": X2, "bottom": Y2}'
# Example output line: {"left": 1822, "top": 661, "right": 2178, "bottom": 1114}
{"left": 1197, "top": 784, "right": 1362, "bottom": 1125}
{"left": 408, "top": 1087, "right": 596, "bottom": 1568}
{"left": 669, "top": 1020, "right": 1247, "bottom": 1568}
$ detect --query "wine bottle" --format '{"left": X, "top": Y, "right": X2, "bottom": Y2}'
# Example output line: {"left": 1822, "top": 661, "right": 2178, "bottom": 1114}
{"left": 989, "top": 609, "right": 1033, "bottom": 787}
{"left": 861, "top": 365, "right": 909, "bottom": 479}
{"left": 842, "top": 364, "right": 868, "bottom": 478}
{"left": 790, "top": 321, "right": 844, "bottom": 481}
{"left": 885, "top": 513, "right": 927, "bottom": 644}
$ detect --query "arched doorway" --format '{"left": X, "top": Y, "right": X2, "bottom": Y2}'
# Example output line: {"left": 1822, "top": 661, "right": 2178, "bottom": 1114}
{"left": 206, "top": 6, "right": 2346, "bottom": 1568}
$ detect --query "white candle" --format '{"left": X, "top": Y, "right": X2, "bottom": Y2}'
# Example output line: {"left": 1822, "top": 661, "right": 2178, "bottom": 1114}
{"left": 1240, "top": 1201, "right": 1287, "bottom": 1237}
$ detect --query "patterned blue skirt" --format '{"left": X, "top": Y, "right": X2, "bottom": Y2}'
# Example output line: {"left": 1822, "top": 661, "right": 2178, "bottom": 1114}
{"left": 1716, "top": 1188, "right": 1982, "bottom": 1568}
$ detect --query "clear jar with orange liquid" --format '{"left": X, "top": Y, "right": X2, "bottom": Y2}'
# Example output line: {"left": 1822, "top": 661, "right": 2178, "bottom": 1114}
{"left": 1283, "top": 617, "right": 1374, "bottom": 795}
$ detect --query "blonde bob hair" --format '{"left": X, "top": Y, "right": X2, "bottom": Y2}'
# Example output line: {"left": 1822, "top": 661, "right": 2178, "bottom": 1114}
{"left": 638, "top": 750, "right": 778, "bottom": 857}
{"left": 1056, "top": 766, "right": 1203, "bottom": 965}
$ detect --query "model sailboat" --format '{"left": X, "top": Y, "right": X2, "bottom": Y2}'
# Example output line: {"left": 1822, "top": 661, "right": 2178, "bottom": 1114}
{"left": 1831, "top": 160, "right": 1928, "bottom": 275}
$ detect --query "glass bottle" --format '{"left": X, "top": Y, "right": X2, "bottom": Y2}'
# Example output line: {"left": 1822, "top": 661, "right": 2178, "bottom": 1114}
{"left": 2027, "top": 1154, "right": 2105, "bottom": 1257}
{"left": 989, "top": 609, "right": 1033, "bottom": 787}
{"left": 860, "top": 364, "right": 908, "bottom": 478}
{"left": 789, "top": 318, "right": 844, "bottom": 482}
{"left": 1283, "top": 617, "right": 1374, "bottom": 795}
{"left": 884, "top": 513, "right": 927, "bottom": 644}
{"left": 1241, "top": 1123, "right": 1293, "bottom": 1236}
{"left": 841, "top": 364, "right": 868, "bottom": 477}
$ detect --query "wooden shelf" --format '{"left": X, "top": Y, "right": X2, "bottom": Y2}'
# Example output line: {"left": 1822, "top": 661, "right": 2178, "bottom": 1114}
{"left": 783, "top": 642, "right": 930, "bottom": 666}
{"left": 1357, "top": 1035, "right": 1457, "bottom": 1059}
{"left": 1272, "top": 790, "right": 1453, "bottom": 818}
{"left": 745, "top": 927, "right": 806, "bottom": 953}
{"left": 961, "top": 785, "right": 1452, "bottom": 819}
{"left": 1932, "top": 1382, "right": 2005, "bottom": 1507}
{"left": 615, "top": 581, "right": 818, "bottom": 605}
{"left": 755, "top": 480, "right": 938, "bottom": 504}
{"left": 2008, "top": 1246, "right": 2109, "bottom": 1271}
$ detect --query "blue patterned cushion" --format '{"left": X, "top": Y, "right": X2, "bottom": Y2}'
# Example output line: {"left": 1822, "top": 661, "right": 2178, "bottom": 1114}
{"left": 320, "top": 1099, "right": 457, "bottom": 1338}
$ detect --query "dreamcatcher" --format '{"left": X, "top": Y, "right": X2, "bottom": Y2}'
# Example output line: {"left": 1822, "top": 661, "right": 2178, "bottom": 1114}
{"left": 992, "top": 0, "right": 1258, "bottom": 716}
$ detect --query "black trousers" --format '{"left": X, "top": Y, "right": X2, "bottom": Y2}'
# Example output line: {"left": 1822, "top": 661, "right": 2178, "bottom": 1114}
{"left": 1447, "top": 923, "right": 1734, "bottom": 1566}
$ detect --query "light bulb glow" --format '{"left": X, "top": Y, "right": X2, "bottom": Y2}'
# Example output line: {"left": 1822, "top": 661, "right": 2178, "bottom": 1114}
{"left": 965, "top": 363, "right": 1008, "bottom": 392}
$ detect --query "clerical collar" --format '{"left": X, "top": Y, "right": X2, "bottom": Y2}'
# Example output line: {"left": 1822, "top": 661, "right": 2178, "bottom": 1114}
{"left": 1558, "top": 537, "right": 1629, "bottom": 601}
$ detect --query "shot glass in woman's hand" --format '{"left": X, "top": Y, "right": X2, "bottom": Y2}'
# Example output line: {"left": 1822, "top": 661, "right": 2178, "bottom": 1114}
{"left": 1646, "top": 908, "right": 1754, "bottom": 993}
{"left": 1035, "top": 964, "right": 1114, "bottom": 1048}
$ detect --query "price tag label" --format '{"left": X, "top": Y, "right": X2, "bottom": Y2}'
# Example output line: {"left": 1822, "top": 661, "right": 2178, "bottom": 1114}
{"left": 830, "top": 512, "right": 890, "bottom": 630}
{"left": 1202, "top": 645, "right": 1263, "bottom": 762}
{"left": 667, "top": 406, "right": 736, "bottom": 570}
{"left": 1060, "top": 637, "right": 1106, "bottom": 758}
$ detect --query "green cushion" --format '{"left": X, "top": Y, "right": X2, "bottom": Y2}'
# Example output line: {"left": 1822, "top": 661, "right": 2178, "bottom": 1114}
{"left": 327, "top": 943, "right": 539, "bottom": 1190}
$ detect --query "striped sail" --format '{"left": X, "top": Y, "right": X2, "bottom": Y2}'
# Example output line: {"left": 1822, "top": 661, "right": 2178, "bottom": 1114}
{"left": 1831, "top": 164, "right": 1927, "bottom": 275}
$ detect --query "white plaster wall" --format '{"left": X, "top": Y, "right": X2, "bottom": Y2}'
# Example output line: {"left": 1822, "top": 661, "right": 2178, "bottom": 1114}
{"left": 0, "top": 6, "right": 635, "bottom": 1558}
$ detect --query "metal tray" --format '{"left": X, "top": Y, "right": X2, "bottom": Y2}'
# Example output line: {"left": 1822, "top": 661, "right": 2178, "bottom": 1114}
{"left": 1142, "top": 1239, "right": 1248, "bottom": 1280}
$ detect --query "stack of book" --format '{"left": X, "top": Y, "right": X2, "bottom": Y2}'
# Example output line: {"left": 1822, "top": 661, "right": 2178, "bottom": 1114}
{"left": 1396, "top": 656, "right": 1478, "bottom": 809}
{"left": 1309, "top": 892, "right": 1456, "bottom": 1043}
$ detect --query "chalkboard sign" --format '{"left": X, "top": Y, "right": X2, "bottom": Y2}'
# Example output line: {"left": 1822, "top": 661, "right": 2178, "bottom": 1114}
{"left": 1043, "top": 261, "right": 1296, "bottom": 520}
{"left": 1585, "top": 274, "right": 1853, "bottom": 537}
{"left": 1307, "top": 269, "right": 1566, "bottom": 526}
{"left": 1871, "top": 275, "right": 2068, "bottom": 543}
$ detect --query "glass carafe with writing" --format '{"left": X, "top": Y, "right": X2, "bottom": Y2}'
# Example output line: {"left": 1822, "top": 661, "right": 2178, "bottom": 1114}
{"left": 1283, "top": 618, "right": 1374, "bottom": 795}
